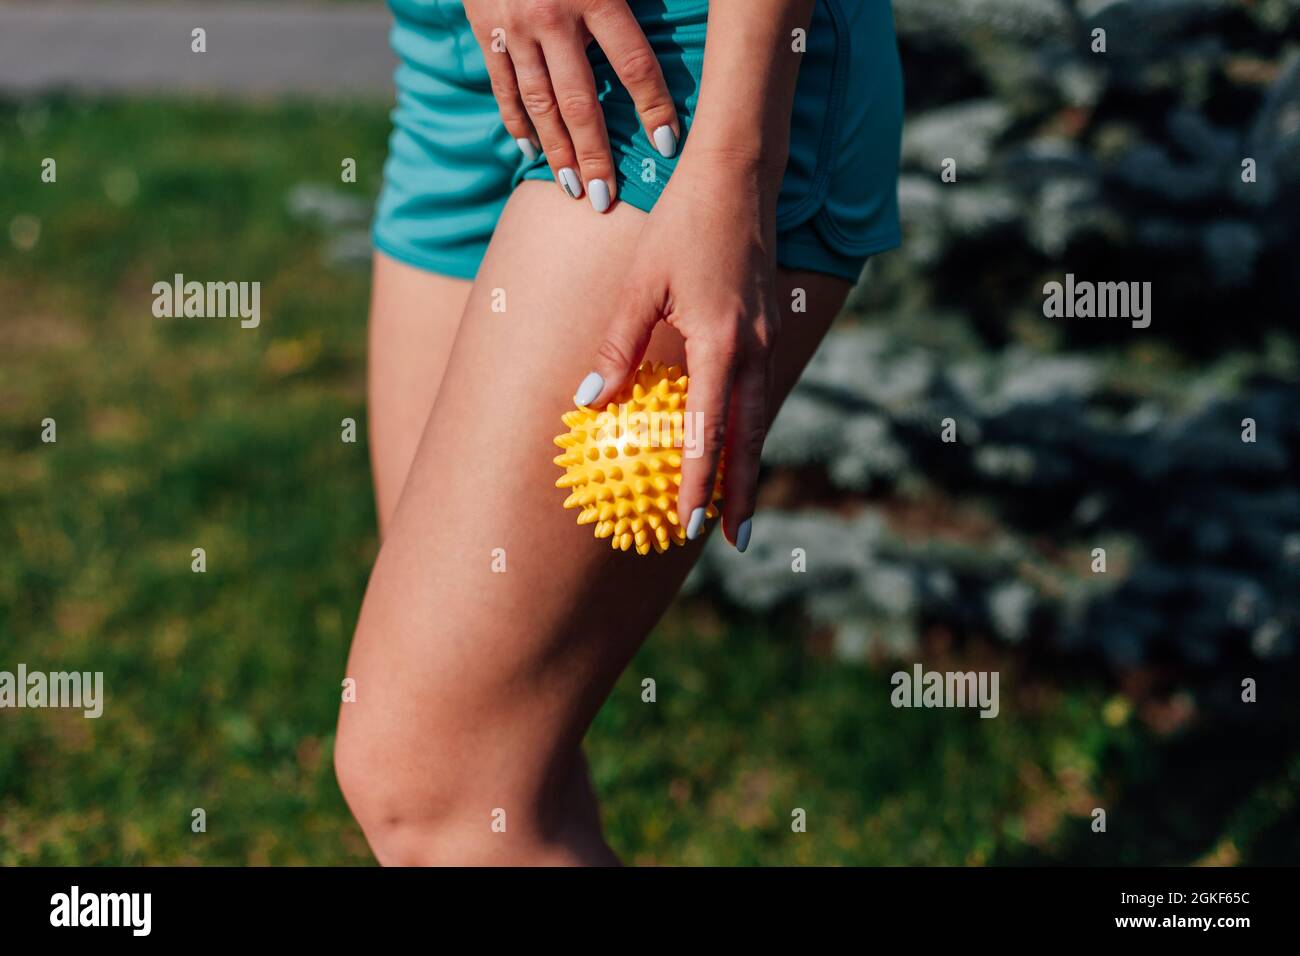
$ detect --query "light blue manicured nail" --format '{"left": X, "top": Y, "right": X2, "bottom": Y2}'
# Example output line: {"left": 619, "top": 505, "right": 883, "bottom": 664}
{"left": 652, "top": 125, "right": 677, "bottom": 159}
{"left": 589, "top": 178, "right": 611, "bottom": 213}
{"left": 558, "top": 167, "right": 583, "bottom": 199}
{"left": 573, "top": 371, "right": 604, "bottom": 406}
{"left": 686, "top": 507, "right": 707, "bottom": 541}
{"left": 735, "top": 518, "right": 752, "bottom": 553}
{"left": 515, "top": 138, "right": 538, "bottom": 162}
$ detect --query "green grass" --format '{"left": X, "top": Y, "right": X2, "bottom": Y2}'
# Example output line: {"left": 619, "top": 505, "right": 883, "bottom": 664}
{"left": 1, "top": 98, "right": 1296, "bottom": 865}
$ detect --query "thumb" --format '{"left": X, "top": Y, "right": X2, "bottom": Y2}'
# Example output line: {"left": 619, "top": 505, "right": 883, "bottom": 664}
{"left": 571, "top": 283, "right": 661, "bottom": 408}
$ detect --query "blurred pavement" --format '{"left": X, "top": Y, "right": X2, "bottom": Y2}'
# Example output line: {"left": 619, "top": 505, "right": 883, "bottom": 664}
{"left": 0, "top": 1, "right": 394, "bottom": 97}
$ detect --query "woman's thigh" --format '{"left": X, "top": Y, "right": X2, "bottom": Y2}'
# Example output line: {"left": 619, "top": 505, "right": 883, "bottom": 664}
{"left": 367, "top": 251, "right": 472, "bottom": 533}
{"left": 340, "top": 181, "right": 850, "bottom": 852}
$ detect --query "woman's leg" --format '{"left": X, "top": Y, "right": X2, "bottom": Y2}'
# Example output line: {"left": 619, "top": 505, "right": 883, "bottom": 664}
{"left": 336, "top": 182, "right": 851, "bottom": 865}
{"left": 367, "top": 251, "right": 473, "bottom": 534}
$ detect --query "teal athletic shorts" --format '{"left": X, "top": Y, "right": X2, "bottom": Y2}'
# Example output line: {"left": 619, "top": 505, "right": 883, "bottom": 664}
{"left": 373, "top": 0, "right": 902, "bottom": 283}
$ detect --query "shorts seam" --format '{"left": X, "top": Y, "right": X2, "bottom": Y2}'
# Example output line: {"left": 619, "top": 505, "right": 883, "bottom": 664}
{"left": 774, "top": 0, "right": 850, "bottom": 234}
{"left": 778, "top": 229, "right": 900, "bottom": 280}
{"left": 814, "top": 206, "right": 901, "bottom": 255}
{"left": 789, "top": 230, "right": 900, "bottom": 259}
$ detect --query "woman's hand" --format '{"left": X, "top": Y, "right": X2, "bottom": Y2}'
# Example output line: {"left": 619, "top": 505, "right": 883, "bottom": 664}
{"left": 564, "top": 0, "right": 812, "bottom": 551}
{"left": 570, "top": 151, "right": 784, "bottom": 552}
{"left": 464, "top": 0, "right": 680, "bottom": 212}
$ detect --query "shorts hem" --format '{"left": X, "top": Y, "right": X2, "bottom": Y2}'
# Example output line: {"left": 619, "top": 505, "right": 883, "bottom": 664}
{"left": 778, "top": 230, "right": 901, "bottom": 283}
{"left": 372, "top": 228, "right": 480, "bottom": 281}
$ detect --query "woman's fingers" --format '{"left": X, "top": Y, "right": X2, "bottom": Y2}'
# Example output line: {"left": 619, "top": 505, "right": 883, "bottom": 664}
{"left": 481, "top": 40, "right": 540, "bottom": 160}
{"left": 576, "top": 305, "right": 772, "bottom": 551}
{"left": 509, "top": 39, "right": 585, "bottom": 200}
{"left": 719, "top": 359, "right": 768, "bottom": 552}
{"left": 541, "top": 31, "right": 617, "bottom": 212}
{"left": 472, "top": 1, "right": 673, "bottom": 208}
{"left": 677, "top": 335, "right": 737, "bottom": 540}
{"left": 572, "top": 279, "right": 661, "bottom": 408}
{"left": 585, "top": 2, "right": 679, "bottom": 158}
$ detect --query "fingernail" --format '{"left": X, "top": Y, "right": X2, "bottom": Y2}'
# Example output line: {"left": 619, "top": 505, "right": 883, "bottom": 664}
{"left": 573, "top": 371, "right": 604, "bottom": 406}
{"left": 588, "top": 178, "right": 611, "bottom": 213}
{"left": 735, "top": 518, "right": 752, "bottom": 553}
{"left": 686, "top": 507, "right": 707, "bottom": 541}
{"left": 558, "top": 167, "right": 583, "bottom": 199}
{"left": 515, "top": 138, "right": 538, "bottom": 162}
{"left": 652, "top": 125, "right": 677, "bottom": 159}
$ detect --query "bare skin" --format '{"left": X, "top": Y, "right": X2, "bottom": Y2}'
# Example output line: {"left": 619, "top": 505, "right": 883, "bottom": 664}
{"left": 337, "top": 183, "right": 848, "bottom": 864}
{"left": 367, "top": 255, "right": 471, "bottom": 534}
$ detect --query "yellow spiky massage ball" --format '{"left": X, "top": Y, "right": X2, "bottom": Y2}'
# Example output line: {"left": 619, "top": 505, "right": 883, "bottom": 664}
{"left": 554, "top": 361, "right": 722, "bottom": 555}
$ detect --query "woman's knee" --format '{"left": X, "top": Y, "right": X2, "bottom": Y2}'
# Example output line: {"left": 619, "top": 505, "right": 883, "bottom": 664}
{"left": 333, "top": 711, "right": 454, "bottom": 865}
{"left": 334, "top": 741, "right": 601, "bottom": 865}
{"left": 333, "top": 688, "right": 596, "bottom": 865}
